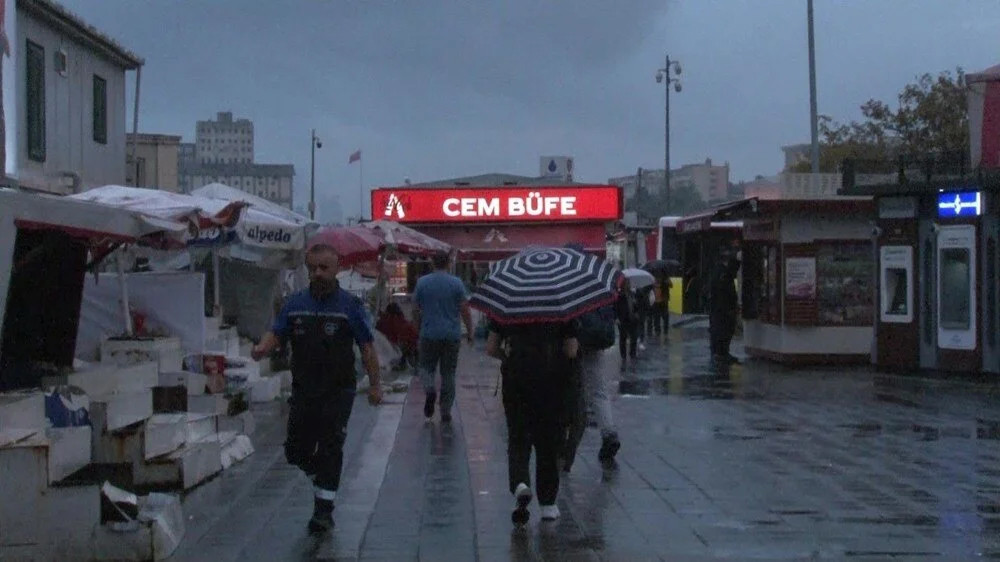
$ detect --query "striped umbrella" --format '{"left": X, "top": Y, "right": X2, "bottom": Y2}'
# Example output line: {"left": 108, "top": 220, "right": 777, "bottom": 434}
{"left": 470, "top": 246, "right": 622, "bottom": 325}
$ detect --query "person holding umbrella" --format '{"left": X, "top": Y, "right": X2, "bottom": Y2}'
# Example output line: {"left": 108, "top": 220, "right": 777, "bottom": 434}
{"left": 473, "top": 247, "right": 621, "bottom": 526}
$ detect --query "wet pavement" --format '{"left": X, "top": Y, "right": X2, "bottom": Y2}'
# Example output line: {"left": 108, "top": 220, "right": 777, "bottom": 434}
{"left": 170, "top": 317, "right": 1000, "bottom": 560}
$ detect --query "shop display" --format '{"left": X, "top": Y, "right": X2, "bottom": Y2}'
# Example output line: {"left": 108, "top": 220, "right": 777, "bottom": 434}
{"left": 816, "top": 243, "right": 874, "bottom": 325}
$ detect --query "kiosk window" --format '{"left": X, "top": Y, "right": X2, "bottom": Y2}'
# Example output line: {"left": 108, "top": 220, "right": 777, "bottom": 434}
{"left": 939, "top": 248, "right": 971, "bottom": 329}
{"left": 884, "top": 268, "right": 908, "bottom": 316}
{"left": 816, "top": 243, "right": 874, "bottom": 326}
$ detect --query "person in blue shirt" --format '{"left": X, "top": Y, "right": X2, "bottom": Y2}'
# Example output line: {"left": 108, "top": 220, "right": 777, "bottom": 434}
{"left": 413, "top": 252, "right": 474, "bottom": 423}
{"left": 252, "top": 243, "right": 382, "bottom": 534}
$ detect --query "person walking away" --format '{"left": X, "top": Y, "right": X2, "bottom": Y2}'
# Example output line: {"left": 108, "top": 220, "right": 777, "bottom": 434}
{"left": 375, "top": 303, "right": 419, "bottom": 371}
{"left": 252, "top": 244, "right": 382, "bottom": 534}
{"left": 563, "top": 302, "right": 621, "bottom": 470}
{"left": 708, "top": 250, "right": 741, "bottom": 365}
{"left": 487, "top": 319, "right": 579, "bottom": 525}
{"left": 615, "top": 280, "right": 640, "bottom": 370}
{"left": 635, "top": 285, "right": 653, "bottom": 350}
{"left": 650, "top": 277, "right": 672, "bottom": 336}
{"left": 413, "top": 252, "right": 474, "bottom": 423}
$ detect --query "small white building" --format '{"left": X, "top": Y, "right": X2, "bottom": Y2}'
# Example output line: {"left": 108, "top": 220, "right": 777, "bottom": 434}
{"left": 6, "top": 0, "right": 142, "bottom": 193}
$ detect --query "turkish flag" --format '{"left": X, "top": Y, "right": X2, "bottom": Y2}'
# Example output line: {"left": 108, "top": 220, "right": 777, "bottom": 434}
{"left": 348, "top": 149, "right": 361, "bottom": 164}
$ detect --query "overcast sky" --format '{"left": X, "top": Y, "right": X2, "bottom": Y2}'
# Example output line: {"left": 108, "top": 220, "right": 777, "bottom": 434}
{"left": 59, "top": 0, "right": 1000, "bottom": 222}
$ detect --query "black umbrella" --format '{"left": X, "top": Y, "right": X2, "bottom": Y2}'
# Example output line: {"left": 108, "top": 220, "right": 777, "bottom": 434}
{"left": 642, "top": 259, "right": 681, "bottom": 277}
{"left": 469, "top": 247, "right": 622, "bottom": 325}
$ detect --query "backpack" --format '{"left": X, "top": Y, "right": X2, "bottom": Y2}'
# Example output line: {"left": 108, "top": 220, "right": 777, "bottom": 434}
{"left": 577, "top": 305, "right": 617, "bottom": 350}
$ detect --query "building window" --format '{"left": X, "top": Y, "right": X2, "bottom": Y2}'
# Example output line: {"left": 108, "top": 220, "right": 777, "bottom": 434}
{"left": 92, "top": 75, "right": 107, "bottom": 144}
{"left": 26, "top": 40, "right": 45, "bottom": 162}
{"left": 134, "top": 157, "right": 147, "bottom": 186}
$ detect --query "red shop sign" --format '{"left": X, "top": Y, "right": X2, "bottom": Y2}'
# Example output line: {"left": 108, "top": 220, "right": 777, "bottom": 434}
{"left": 370, "top": 186, "right": 622, "bottom": 223}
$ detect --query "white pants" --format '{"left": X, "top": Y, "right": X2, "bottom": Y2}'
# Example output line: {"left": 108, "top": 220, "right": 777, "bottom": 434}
{"left": 579, "top": 348, "right": 616, "bottom": 437}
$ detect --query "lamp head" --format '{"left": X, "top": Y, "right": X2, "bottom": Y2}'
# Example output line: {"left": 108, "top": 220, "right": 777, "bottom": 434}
{"left": 655, "top": 70, "right": 664, "bottom": 84}
{"left": 674, "top": 82, "right": 682, "bottom": 93}
{"left": 674, "top": 62, "right": 682, "bottom": 75}
{"left": 315, "top": 139, "right": 323, "bottom": 149}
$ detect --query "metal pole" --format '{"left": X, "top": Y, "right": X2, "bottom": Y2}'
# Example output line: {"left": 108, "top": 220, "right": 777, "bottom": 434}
{"left": 129, "top": 66, "right": 141, "bottom": 189}
{"left": 309, "top": 129, "right": 316, "bottom": 220}
{"left": 212, "top": 247, "right": 221, "bottom": 317}
{"left": 808, "top": 0, "right": 820, "bottom": 174}
{"left": 116, "top": 249, "right": 133, "bottom": 336}
{"left": 665, "top": 54, "right": 671, "bottom": 215}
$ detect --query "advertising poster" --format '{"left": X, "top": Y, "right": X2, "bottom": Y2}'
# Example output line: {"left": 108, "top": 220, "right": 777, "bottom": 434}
{"left": 785, "top": 257, "right": 816, "bottom": 299}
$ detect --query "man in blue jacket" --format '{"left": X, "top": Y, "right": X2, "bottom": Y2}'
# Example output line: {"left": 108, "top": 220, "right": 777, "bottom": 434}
{"left": 253, "top": 244, "right": 382, "bottom": 533}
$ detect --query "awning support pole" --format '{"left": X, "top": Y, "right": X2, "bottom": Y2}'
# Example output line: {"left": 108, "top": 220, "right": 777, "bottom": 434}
{"left": 212, "top": 247, "right": 221, "bottom": 317}
{"left": 116, "top": 247, "right": 133, "bottom": 336}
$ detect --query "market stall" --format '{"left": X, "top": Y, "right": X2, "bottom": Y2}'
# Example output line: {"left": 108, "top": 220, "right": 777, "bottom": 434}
{"left": 686, "top": 197, "right": 876, "bottom": 365}
{"left": 0, "top": 188, "right": 191, "bottom": 390}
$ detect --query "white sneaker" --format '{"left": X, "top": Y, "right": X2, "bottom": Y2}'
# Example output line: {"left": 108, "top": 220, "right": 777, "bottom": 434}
{"left": 540, "top": 504, "right": 560, "bottom": 521}
{"left": 512, "top": 483, "right": 532, "bottom": 525}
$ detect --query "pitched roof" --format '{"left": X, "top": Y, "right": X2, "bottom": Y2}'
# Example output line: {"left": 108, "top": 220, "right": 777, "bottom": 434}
{"left": 19, "top": 0, "right": 144, "bottom": 69}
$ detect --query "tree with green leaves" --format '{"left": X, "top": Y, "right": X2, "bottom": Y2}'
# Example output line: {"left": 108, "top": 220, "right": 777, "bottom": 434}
{"left": 793, "top": 68, "right": 968, "bottom": 172}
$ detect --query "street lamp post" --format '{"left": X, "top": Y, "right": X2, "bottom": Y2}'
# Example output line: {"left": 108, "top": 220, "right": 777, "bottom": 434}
{"left": 309, "top": 129, "right": 322, "bottom": 220}
{"left": 656, "top": 55, "right": 682, "bottom": 214}
{"left": 807, "top": 0, "right": 820, "bottom": 174}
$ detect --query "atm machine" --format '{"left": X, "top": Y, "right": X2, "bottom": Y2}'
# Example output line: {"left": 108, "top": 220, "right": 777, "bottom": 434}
{"left": 932, "top": 191, "right": 982, "bottom": 373}
{"left": 875, "top": 197, "right": 920, "bottom": 371}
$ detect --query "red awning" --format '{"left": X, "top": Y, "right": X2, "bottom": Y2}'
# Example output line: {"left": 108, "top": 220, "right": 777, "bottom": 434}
{"left": 415, "top": 224, "right": 607, "bottom": 261}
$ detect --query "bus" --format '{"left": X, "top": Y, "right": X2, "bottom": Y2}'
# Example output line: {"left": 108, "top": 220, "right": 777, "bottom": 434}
{"left": 655, "top": 215, "right": 743, "bottom": 315}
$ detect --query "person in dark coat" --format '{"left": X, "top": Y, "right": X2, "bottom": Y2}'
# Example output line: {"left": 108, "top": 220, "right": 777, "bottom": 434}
{"left": 708, "top": 250, "right": 741, "bottom": 364}
{"left": 615, "top": 280, "right": 640, "bottom": 370}
{"left": 487, "top": 319, "right": 579, "bottom": 525}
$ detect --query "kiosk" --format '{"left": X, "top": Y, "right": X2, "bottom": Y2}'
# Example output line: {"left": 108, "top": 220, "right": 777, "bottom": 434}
{"left": 681, "top": 198, "right": 876, "bottom": 365}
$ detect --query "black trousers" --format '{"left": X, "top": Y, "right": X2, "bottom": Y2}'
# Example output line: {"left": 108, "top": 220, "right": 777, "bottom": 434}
{"left": 618, "top": 321, "right": 638, "bottom": 360}
{"left": 648, "top": 303, "right": 669, "bottom": 335}
{"left": 709, "top": 312, "right": 736, "bottom": 357}
{"left": 284, "top": 388, "right": 356, "bottom": 496}
{"left": 502, "top": 360, "right": 570, "bottom": 506}
{"left": 560, "top": 362, "right": 586, "bottom": 470}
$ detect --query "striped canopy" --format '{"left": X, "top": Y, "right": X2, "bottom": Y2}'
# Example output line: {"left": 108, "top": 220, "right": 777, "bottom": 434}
{"left": 469, "top": 246, "right": 622, "bottom": 325}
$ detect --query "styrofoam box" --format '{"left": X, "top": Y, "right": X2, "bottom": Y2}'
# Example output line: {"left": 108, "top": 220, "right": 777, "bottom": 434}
{"left": 90, "top": 389, "right": 154, "bottom": 432}
{"left": 0, "top": 446, "right": 99, "bottom": 553}
{"left": 250, "top": 376, "right": 281, "bottom": 403}
{"left": 0, "top": 391, "right": 45, "bottom": 431}
{"left": 137, "top": 437, "right": 222, "bottom": 490}
{"left": 43, "top": 361, "right": 158, "bottom": 397}
{"left": 158, "top": 371, "right": 207, "bottom": 396}
{"left": 101, "top": 337, "right": 184, "bottom": 373}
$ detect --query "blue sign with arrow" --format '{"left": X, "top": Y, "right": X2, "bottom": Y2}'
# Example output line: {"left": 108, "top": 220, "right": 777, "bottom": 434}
{"left": 937, "top": 191, "right": 982, "bottom": 218}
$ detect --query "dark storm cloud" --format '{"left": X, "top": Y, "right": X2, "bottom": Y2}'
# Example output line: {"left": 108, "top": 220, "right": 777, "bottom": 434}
{"left": 55, "top": 1, "right": 1000, "bottom": 221}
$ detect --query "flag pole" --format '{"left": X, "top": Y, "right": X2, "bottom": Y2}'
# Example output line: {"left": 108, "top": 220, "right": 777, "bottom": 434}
{"left": 358, "top": 151, "right": 364, "bottom": 223}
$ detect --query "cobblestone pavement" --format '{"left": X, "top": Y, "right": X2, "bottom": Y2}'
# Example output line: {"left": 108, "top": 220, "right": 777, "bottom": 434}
{"left": 171, "top": 319, "right": 1000, "bottom": 561}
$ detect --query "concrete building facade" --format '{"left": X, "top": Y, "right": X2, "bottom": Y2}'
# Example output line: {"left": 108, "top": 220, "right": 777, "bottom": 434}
{"left": 177, "top": 112, "right": 294, "bottom": 207}
{"left": 610, "top": 158, "right": 730, "bottom": 204}
{"left": 8, "top": 0, "right": 143, "bottom": 194}
{"left": 125, "top": 133, "right": 180, "bottom": 191}
{"left": 182, "top": 163, "right": 294, "bottom": 208}
{"left": 195, "top": 111, "right": 253, "bottom": 164}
